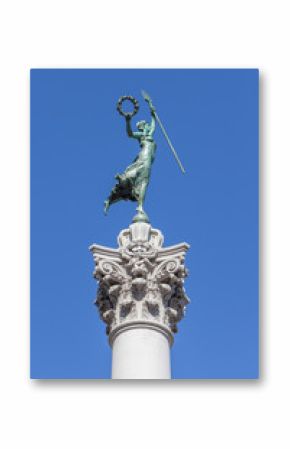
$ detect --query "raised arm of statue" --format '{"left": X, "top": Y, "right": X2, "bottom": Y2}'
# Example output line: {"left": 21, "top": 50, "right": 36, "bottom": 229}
{"left": 145, "top": 95, "right": 156, "bottom": 136}
{"left": 126, "top": 117, "right": 142, "bottom": 140}
{"left": 125, "top": 116, "right": 134, "bottom": 137}
{"left": 149, "top": 111, "right": 156, "bottom": 135}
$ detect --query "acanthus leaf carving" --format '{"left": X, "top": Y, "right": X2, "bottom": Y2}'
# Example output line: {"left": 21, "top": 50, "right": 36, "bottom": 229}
{"left": 90, "top": 223, "right": 190, "bottom": 337}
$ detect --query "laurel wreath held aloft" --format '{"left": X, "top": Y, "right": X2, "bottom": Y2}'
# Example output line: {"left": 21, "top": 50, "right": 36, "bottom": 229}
{"left": 117, "top": 95, "right": 139, "bottom": 118}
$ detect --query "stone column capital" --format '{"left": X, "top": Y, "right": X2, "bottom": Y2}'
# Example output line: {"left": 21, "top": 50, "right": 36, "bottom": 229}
{"left": 90, "top": 223, "right": 190, "bottom": 345}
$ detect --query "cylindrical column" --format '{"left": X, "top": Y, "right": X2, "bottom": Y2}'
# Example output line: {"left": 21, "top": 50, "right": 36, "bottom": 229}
{"left": 110, "top": 324, "right": 171, "bottom": 379}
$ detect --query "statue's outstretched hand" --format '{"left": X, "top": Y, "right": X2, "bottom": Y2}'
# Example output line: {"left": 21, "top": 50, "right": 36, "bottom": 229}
{"left": 145, "top": 96, "right": 155, "bottom": 113}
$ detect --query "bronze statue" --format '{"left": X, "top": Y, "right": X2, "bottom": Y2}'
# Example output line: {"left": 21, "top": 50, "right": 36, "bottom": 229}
{"left": 104, "top": 91, "right": 185, "bottom": 223}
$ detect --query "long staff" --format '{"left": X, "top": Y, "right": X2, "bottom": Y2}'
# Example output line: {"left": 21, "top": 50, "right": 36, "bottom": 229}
{"left": 142, "top": 90, "right": 186, "bottom": 174}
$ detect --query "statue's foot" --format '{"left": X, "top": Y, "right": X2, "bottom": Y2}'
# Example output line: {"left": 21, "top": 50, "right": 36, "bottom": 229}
{"left": 132, "top": 208, "right": 149, "bottom": 223}
{"left": 104, "top": 200, "right": 110, "bottom": 215}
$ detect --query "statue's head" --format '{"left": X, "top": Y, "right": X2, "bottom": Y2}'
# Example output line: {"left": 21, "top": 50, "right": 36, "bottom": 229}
{"left": 136, "top": 120, "right": 146, "bottom": 131}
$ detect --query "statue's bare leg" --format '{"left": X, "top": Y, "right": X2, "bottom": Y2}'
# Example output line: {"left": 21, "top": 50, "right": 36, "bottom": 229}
{"left": 133, "top": 179, "right": 149, "bottom": 223}
{"left": 137, "top": 180, "right": 148, "bottom": 212}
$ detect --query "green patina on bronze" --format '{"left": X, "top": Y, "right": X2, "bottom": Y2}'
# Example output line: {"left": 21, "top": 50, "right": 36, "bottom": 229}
{"left": 104, "top": 91, "right": 185, "bottom": 223}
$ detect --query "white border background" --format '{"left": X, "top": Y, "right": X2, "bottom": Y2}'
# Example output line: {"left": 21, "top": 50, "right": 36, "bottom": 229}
{"left": 0, "top": 1, "right": 289, "bottom": 448}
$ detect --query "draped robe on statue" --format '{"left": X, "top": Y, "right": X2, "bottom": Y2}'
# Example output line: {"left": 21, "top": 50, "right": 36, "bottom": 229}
{"left": 105, "top": 127, "right": 156, "bottom": 211}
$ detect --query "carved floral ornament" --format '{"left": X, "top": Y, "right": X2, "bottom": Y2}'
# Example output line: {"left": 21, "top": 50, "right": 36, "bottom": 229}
{"left": 90, "top": 223, "right": 189, "bottom": 344}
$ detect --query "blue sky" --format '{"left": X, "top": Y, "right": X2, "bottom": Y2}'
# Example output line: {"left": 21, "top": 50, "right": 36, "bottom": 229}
{"left": 31, "top": 69, "right": 259, "bottom": 379}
